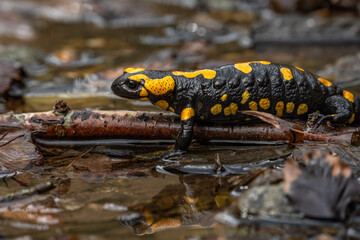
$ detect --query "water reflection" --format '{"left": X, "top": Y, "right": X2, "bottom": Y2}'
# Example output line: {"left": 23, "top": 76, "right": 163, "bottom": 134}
{"left": 119, "top": 174, "right": 238, "bottom": 235}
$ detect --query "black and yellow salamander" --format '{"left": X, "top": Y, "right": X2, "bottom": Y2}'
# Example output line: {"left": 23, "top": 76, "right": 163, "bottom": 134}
{"left": 111, "top": 61, "right": 359, "bottom": 157}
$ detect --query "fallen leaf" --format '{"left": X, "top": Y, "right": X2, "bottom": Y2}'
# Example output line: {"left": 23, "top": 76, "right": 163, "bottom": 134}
{"left": 283, "top": 151, "right": 360, "bottom": 219}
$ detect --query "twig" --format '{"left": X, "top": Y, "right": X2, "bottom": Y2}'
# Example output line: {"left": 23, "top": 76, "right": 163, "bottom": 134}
{"left": 215, "top": 153, "right": 223, "bottom": 175}
{"left": 61, "top": 146, "right": 95, "bottom": 173}
{"left": 0, "top": 181, "right": 55, "bottom": 204}
{"left": 0, "top": 132, "right": 8, "bottom": 141}
{"left": 0, "top": 133, "right": 25, "bottom": 148}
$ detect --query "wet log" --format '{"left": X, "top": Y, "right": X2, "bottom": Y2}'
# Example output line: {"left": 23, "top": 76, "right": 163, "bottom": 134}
{"left": 0, "top": 108, "right": 359, "bottom": 145}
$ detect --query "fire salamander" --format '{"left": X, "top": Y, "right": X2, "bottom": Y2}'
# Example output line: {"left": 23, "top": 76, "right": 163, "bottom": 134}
{"left": 111, "top": 61, "right": 359, "bottom": 157}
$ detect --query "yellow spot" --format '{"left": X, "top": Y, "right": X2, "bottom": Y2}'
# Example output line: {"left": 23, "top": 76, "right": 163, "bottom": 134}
{"left": 230, "top": 103, "right": 238, "bottom": 115}
{"left": 125, "top": 67, "right": 145, "bottom": 73}
{"left": 129, "top": 74, "right": 175, "bottom": 96}
{"left": 184, "top": 195, "right": 198, "bottom": 204}
{"left": 200, "top": 116, "right": 205, "bottom": 120}
{"left": 286, "top": 102, "right": 295, "bottom": 113}
{"left": 241, "top": 91, "right": 250, "bottom": 104}
{"left": 181, "top": 108, "right": 195, "bottom": 121}
{"left": 343, "top": 90, "right": 354, "bottom": 103}
{"left": 140, "top": 87, "right": 148, "bottom": 97}
{"left": 314, "top": 110, "right": 320, "bottom": 114}
{"left": 211, "top": 104, "right": 222, "bottom": 115}
{"left": 235, "top": 62, "right": 252, "bottom": 74}
{"left": 224, "top": 103, "right": 237, "bottom": 116}
{"left": 224, "top": 106, "right": 231, "bottom": 116}
{"left": 295, "top": 66, "right": 304, "bottom": 71}
{"left": 318, "top": 78, "right": 332, "bottom": 87}
{"left": 221, "top": 94, "right": 228, "bottom": 101}
{"left": 215, "top": 193, "right": 228, "bottom": 208}
{"left": 349, "top": 113, "right": 355, "bottom": 124}
{"left": 275, "top": 101, "right": 284, "bottom": 117}
{"left": 297, "top": 103, "right": 308, "bottom": 115}
{"left": 245, "top": 118, "right": 251, "bottom": 121}
{"left": 259, "top": 98, "right": 270, "bottom": 110}
{"left": 251, "top": 61, "right": 271, "bottom": 65}
{"left": 128, "top": 74, "right": 149, "bottom": 82}
{"left": 280, "top": 67, "right": 293, "bottom": 80}
{"left": 156, "top": 100, "right": 169, "bottom": 110}
{"left": 139, "top": 97, "right": 149, "bottom": 101}
{"left": 150, "top": 218, "right": 181, "bottom": 231}
{"left": 249, "top": 101, "right": 257, "bottom": 111}
{"left": 168, "top": 107, "right": 175, "bottom": 112}
{"left": 144, "top": 210, "right": 154, "bottom": 225}
{"left": 145, "top": 76, "right": 175, "bottom": 96}
{"left": 172, "top": 69, "right": 216, "bottom": 79}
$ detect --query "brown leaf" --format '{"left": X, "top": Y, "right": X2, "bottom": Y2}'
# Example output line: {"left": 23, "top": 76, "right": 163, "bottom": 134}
{"left": 0, "top": 130, "right": 43, "bottom": 170}
{"left": 71, "top": 153, "right": 112, "bottom": 176}
{"left": 303, "top": 150, "right": 352, "bottom": 178}
{"left": 283, "top": 150, "right": 360, "bottom": 219}
{"left": 0, "top": 115, "right": 42, "bottom": 170}
{"left": 283, "top": 158, "right": 301, "bottom": 194}
{"left": 240, "top": 110, "right": 304, "bottom": 143}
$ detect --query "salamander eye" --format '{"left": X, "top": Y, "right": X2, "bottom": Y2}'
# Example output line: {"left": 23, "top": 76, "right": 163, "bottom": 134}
{"left": 126, "top": 80, "right": 139, "bottom": 89}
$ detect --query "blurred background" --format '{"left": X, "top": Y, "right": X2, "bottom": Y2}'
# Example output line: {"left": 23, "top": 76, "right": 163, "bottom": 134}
{"left": 1, "top": 0, "right": 360, "bottom": 113}
{"left": 1, "top": 1, "right": 360, "bottom": 239}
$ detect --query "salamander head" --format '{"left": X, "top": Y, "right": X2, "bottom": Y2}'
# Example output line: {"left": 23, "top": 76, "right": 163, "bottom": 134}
{"left": 111, "top": 68, "right": 176, "bottom": 102}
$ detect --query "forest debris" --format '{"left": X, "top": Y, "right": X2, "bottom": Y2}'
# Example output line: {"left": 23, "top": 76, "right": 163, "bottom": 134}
{"left": 45, "top": 48, "right": 104, "bottom": 68}
{"left": 236, "top": 183, "right": 297, "bottom": 218}
{"left": 53, "top": 99, "right": 71, "bottom": 116}
{"left": 0, "top": 181, "right": 55, "bottom": 205}
{"left": 270, "top": 0, "right": 359, "bottom": 13}
{"left": 214, "top": 153, "right": 223, "bottom": 175}
{"left": 62, "top": 146, "right": 95, "bottom": 173}
{"left": 0, "top": 62, "right": 25, "bottom": 97}
{"left": 254, "top": 15, "right": 360, "bottom": 45}
{"left": 0, "top": 210, "right": 59, "bottom": 225}
{"left": 269, "top": 0, "right": 326, "bottom": 13}
{"left": 0, "top": 110, "right": 43, "bottom": 170}
{"left": 0, "top": 129, "right": 43, "bottom": 170}
{"left": 240, "top": 110, "right": 304, "bottom": 143}
{"left": 283, "top": 151, "right": 360, "bottom": 219}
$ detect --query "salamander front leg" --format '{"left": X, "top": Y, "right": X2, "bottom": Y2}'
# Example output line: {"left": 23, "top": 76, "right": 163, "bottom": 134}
{"left": 163, "top": 107, "right": 195, "bottom": 160}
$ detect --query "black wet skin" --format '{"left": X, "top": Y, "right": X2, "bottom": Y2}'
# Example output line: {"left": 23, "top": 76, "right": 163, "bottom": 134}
{"left": 112, "top": 62, "right": 359, "bottom": 156}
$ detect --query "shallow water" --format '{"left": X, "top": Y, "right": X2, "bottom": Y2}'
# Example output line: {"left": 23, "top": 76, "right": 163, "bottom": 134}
{"left": 1, "top": 0, "right": 360, "bottom": 239}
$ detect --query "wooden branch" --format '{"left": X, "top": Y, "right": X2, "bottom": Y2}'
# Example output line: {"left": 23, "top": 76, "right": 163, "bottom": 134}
{"left": 0, "top": 182, "right": 55, "bottom": 205}
{"left": 0, "top": 107, "right": 359, "bottom": 145}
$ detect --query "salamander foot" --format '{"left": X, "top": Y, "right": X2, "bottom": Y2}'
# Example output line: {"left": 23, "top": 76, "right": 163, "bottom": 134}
{"left": 162, "top": 149, "right": 186, "bottom": 161}
{"left": 307, "top": 113, "right": 333, "bottom": 129}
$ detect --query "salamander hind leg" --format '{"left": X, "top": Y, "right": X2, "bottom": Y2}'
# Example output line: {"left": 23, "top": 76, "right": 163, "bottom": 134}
{"left": 308, "top": 95, "right": 353, "bottom": 128}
